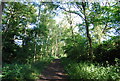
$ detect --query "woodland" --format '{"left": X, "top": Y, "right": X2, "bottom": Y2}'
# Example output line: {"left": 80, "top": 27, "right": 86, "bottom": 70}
{"left": 1, "top": 1, "right": 120, "bottom": 81}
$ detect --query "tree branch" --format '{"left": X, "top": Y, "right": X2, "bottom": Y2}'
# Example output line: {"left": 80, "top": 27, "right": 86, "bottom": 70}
{"left": 58, "top": 6, "right": 85, "bottom": 20}
{"left": 102, "top": 23, "right": 108, "bottom": 34}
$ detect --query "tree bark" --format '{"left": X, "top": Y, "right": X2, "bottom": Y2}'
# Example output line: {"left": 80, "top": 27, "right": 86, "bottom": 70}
{"left": 82, "top": 2, "right": 93, "bottom": 60}
{"left": 34, "top": 39, "right": 36, "bottom": 62}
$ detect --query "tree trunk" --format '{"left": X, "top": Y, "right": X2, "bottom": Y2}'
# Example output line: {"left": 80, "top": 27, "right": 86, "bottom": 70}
{"left": 34, "top": 33, "right": 37, "bottom": 62}
{"left": 82, "top": 2, "right": 93, "bottom": 60}
{"left": 34, "top": 42, "right": 36, "bottom": 61}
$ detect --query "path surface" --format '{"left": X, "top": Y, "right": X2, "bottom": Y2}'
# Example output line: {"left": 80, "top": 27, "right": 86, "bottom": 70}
{"left": 37, "top": 59, "right": 68, "bottom": 81}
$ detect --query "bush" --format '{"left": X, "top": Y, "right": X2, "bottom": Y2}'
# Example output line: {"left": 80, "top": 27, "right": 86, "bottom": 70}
{"left": 62, "top": 35, "right": 89, "bottom": 61}
{"left": 2, "top": 64, "right": 39, "bottom": 81}
{"left": 2, "top": 57, "right": 54, "bottom": 81}
{"left": 62, "top": 58, "right": 120, "bottom": 80}
{"left": 93, "top": 36, "right": 120, "bottom": 64}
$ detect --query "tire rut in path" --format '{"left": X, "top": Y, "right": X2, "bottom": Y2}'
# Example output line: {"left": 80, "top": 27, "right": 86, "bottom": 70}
{"left": 37, "top": 59, "right": 68, "bottom": 81}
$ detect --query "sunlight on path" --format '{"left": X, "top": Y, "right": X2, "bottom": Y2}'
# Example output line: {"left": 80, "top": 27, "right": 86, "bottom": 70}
{"left": 37, "top": 59, "right": 68, "bottom": 81}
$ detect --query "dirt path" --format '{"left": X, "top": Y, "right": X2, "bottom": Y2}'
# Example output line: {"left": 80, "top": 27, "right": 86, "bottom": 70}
{"left": 37, "top": 59, "right": 68, "bottom": 81}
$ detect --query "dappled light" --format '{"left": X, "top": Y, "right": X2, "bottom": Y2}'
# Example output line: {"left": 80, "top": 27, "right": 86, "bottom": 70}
{"left": 39, "top": 59, "right": 68, "bottom": 80}
{"left": 1, "top": 1, "right": 120, "bottom": 81}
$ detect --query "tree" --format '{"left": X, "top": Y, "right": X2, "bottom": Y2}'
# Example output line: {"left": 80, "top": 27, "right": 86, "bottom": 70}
{"left": 53, "top": 2, "right": 93, "bottom": 60}
{"left": 2, "top": 2, "right": 37, "bottom": 63}
{"left": 52, "top": 1, "right": 119, "bottom": 60}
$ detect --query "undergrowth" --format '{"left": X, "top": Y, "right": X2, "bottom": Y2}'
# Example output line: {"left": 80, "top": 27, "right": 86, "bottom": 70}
{"left": 61, "top": 58, "right": 120, "bottom": 81}
{"left": 2, "top": 57, "right": 54, "bottom": 81}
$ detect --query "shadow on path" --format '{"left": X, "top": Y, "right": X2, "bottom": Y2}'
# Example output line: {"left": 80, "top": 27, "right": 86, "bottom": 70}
{"left": 37, "top": 59, "right": 68, "bottom": 81}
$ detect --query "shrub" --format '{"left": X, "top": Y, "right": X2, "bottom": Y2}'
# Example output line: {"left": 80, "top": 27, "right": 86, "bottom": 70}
{"left": 62, "top": 35, "right": 89, "bottom": 61}
{"left": 93, "top": 36, "right": 120, "bottom": 64}
{"left": 62, "top": 58, "right": 120, "bottom": 80}
{"left": 2, "top": 64, "right": 39, "bottom": 81}
{"left": 2, "top": 57, "right": 54, "bottom": 81}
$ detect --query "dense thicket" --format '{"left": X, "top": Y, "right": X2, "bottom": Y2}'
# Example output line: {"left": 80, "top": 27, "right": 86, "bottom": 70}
{"left": 63, "top": 35, "right": 120, "bottom": 64}
{"left": 93, "top": 36, "right": 120, "bottom": 64}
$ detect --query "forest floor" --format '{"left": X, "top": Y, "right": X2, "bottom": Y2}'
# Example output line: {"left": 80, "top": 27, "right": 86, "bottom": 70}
{"left": 37, "top": 59, "right": 68, "bottom": 81}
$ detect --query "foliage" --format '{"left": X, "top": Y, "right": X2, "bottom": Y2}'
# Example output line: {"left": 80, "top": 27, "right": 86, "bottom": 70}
{"left": 2, "top": 2, "right": 37, "bottom": 63}
{"left": 2, "top": 57, "right": 54, "bottom": 81}
{"left": 62, "top": 35, "right": 88, "bottom": 61}
{"left": 62, "top": 58, "right": 120, "bottom": 80}
{"left": 1, "top": 1, "right": 120, "bottom": 80}
{"left": 63, "top": 34, "right": 120, "bottom": 64}
{"left": 93, "top": 36, "right": 120, "bottom": 64}
{"left": 2, "top": 64, "right": 38, "bottom": 81}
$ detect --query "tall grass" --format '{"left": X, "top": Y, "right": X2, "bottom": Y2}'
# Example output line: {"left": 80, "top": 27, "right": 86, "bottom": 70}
{"left": 62, "top": 58, "right": 120, "bottom": 81}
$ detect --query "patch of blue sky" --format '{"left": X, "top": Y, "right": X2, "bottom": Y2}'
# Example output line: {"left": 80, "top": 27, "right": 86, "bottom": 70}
{"left": 14, "top": 24, "right": 36, "bottom": 46}
{"left": 14, "top": 40, "right": 23, "bottom": 45}
{"left": 27, "top": 24, "right": 36, "bottom": 29}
